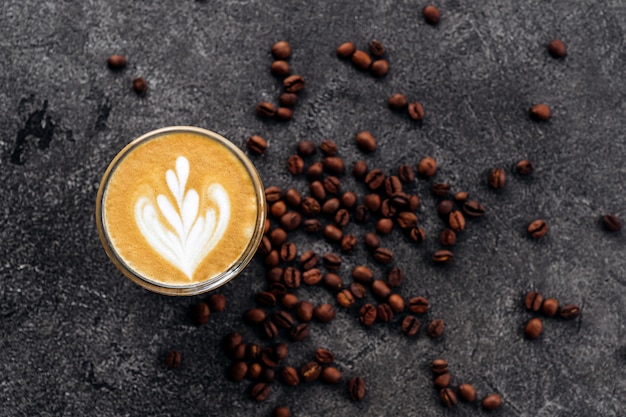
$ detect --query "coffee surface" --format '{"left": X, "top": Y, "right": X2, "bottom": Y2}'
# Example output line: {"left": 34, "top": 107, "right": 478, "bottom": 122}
{"left": 102, "top": 131, "right": 259, "bottom": 286}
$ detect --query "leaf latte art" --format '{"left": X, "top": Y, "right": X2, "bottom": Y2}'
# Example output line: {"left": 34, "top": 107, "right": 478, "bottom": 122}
{"left": 134, "top": 156, "right": 231, "bottom": 279}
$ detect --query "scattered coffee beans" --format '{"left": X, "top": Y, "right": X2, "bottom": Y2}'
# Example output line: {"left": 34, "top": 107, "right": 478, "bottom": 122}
{"left": 559, "top": 304, "right": 581, "bottom": 320}
{"left": 388, "top": 93, "right": 408, "bottom": 109}
{"left": 440, "top": 388, "right": 457, "bottom": 407}
{"left": 423, "top": 5, "right": 441, "bottom": 24}
{"left": 528, "top": 219, "right": 548, "bottom": 238}
{"left": 337, "top": 42, "right": 356, "bottom": 58}
{"left": 348, "top": 377, "right": 366, "bottom": 401}
{"left": 272, "top": 41, "right": 291, "bottom": 59}
{"left": 482, "top": 393, "right": 502, "bottom": 410}
{"left": 132, "top": 77, "right": 147, "bottom": 95}
{"left": 352, "top": 50, "right": 372, "bottom": 69}
{"left": 525, "top": 317, "right": 543, "bottom": 339}
{"left": 548, "top": 39, "right": 567, "bottom": 58}
{"left": 107, "top": 54, "right": 127, "bottom": 69}
{"left": 530, "top": 103, "right": 551, "bottom": 121}
{"left": 247, "top": 135, "right": 268, "bottom": 154}
{"left": 408, "top": 101, "right": 425, "bottom": 120}
{"left": 458, "top": 383, "right": 477, "bottom": 402}
{"left": 524, "top": 291, "right": 543, "bottom": 312}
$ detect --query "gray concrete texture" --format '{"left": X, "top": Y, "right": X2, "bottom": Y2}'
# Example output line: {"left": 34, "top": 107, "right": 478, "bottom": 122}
{"left": 1, "top": 0, "right": 625, "bottom": 416}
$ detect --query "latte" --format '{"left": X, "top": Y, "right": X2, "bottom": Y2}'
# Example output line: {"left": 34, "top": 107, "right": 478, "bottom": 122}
{"left": 96, "top": 127, "right": 266, "bottom": 295}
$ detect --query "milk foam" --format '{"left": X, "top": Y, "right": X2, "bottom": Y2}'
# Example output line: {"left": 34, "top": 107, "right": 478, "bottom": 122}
{"left": 134, "top": 156, "right": 231, "bottom": 280}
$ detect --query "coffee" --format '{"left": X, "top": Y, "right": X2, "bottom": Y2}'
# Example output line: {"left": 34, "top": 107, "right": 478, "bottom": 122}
{"left": 96, "top": 127, "right": 266, "bottom": 295}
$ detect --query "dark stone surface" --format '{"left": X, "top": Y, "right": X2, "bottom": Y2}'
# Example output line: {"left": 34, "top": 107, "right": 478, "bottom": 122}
{"left": 1, "top": 1, "right": 625, "bottom": 416}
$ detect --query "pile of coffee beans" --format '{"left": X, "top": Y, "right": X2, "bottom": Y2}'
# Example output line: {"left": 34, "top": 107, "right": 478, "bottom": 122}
{"left": 523, "top": 291, "right": 580, "bottom": 339}
{"left": 106, "top": 54, "right": 148, "bottom": 95}
{"left": 336, "top": 40, "right": 390, "bottom": 78}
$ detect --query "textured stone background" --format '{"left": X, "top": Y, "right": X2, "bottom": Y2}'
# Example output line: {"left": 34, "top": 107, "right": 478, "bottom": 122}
{"left": 1, "top": 1, "right": 625, "bottom": 416}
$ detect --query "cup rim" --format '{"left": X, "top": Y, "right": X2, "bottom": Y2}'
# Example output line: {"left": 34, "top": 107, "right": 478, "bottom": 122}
{"left": 95, "top": 126, "right": 266, "bottom": 296}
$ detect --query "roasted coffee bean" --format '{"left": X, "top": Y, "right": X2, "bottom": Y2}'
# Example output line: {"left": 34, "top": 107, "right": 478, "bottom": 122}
{"left": 283, "top": 74, "right": 304, "bottom": 93}
{"left": 364, "top": 232, "right": 380, "bottom": 249}
{"left": 431, "top": 358, "right": 449, "bottom": 374}
{"left": 388, "top": 294, "right": 405, "bottom": 313}
{"left": 300, "top": 362, "right": 322, "bottom": 382}
{"left": 324, "top": 157, "right": 345, "bottom": 174}
{"left": 247, "top": 363, "right": 262, "bottom": 379}
{"left": 384, "top": 176, "right": 402, "bottom": 196}
{"left": 488, "top": 167, "right": 506, "bottom": 189}
{"left": 377, "top": 303, "right": 394, "bottom": 322}
{"left": 165, "top": 350, "right": 181, "bottom": 369}
{"left": 245, "top": 308, "right": 267, "bottom": 325}
{"left": 321, "top": 367, "right": 342, "bottom": 384}
{"left": 270, "top": 201, "right": 287, "bottom": 218}
{"left": 482, "top": 393, "right": 502, "bottom": 410}
{"left": 301, "top": 197, "right": 321, "bottom": 216}
{"left": 320, "top": 139, "right": 338, "bottom": 156}
{"left": 349, "top": 377, "right": 366, "bottom": 401}
{"left": 355, "top": 131, "right": 377, "bottom": 153}
{"left": 340, "top": 233, "right": 357, "bottom": 252}
{"left": 423, "top": 4, "right": 441, "bottom": 24}
{"left": 280, "top": 242, "right": 297, "bottom": 262}
{"left": 397, "top": 164, "right": 415, "bottom": 182}
{"left": 359, "top": 304, "right": 377, "bottom": 326}
{"left": 271, "top": 60, "right": 290, "bottom": 77}
{"left": 516, "top": 159, "right": 534, "bottom": 175}
{"left": 409, "top": 227, "right": 427, "bottom": 243}
{"left": 364, "top": 193, "right": 381, "bottom": 213}
{"left": 132, "top": 77, "right": 148, "bottom": 95}
{"left": 228, "top": 361, "right": 247, "bottom": 381}
{"left": 353, "top": 160, "right": 368, "bottom": 179}
{"left": 427, "top": 319, "right": 445, "bottom": 338}
{"left": 324, "top": 273, "right": 343, "bottom": 291}
{"left": 287, "top": 155, "right": 304, "bottom": 175}
{"left": 603, "top": 214, "right": 622, "bottom": 231}
{"left": 269, "top": 283, "right": 287, "bottom": 298}
{"left": 269, "top": 228, "right": 288, "bottom": 247}
{"left": 262, "top": 321, "right": 279, "bottom": 339}
{"left": 192, "top": 302, "right": 210, "bottom": 325}
{"left": 297, "top": 140, "right": 316, "bottom": 157}
{"left": 386, "top": 267, "right": 404, "bottom": 287}
{"left": 250, "top": 382, "right": 270, "bottom": 402}
{"left": 310, "top": 181, "right": 327, "bottom": 201}
{"left": 280, "top": 212, "right": 302, "bottom": 231}
{"left": 355, "top": 205, "right": 370, "bottom": 223}
{"left": 548, "top": 39, "right": 567, "bottom": 58}
{"left": 273, "top": 311, "right": 295, "bottom": 329}
{"left": 431, "top": 182, "right": 451, "bottom": 197}
{"left": 302, "top": 268, "right": 322, "bottom": 285}
{"left": 276, "top": 107, "right": 293, "bottom": 121}
{"left": 388, "top": 93, "right": 408, "bottom": 109}
{"left": 272, "top": 41, "right": 291, "bottom": 59}
{"left": 209, "top": 294, "right": 226, "bottom": 312}
{"left": 223, "top": 332, "right": 242, "bottom": 352}
{"left": 290, "top": 323, "right": 310, "bottom": 341}
{"left": 560, "top": 304, "right": 581, "bottom": 320}
{"left": 303, "top": 218, "right": 322, "bottom": 233}
{"left": 525, "top": 317, "right": 543, "bottom": 339}
{"left": 281, "top": 293, "right": 299, "bottom": 309}
{"left": 434, "top": 373, "right": 451, "bottom": 389}
{"left": 337, "top": 41, "right": 356, "bottom": 58}
{"left": 524, "top": 291, "right": 543, "bottom": 311}
{"left": 306, "top": 161, "right": 324, "bottom": 180}
{"left": 264, "top": 218, "right": 271, "bottom": 234}
{"left": 300, "top": 250, "right": 319, "bottom": 270}
{"left": 373, "top": 247, "right": 394, "bottom": 264}
{"left": 528, "top": 219, "right": 548, "bottom": 238}
{"left": 408, "top": 101, "right": 425, "bottom": 120}
{"left": 315, "top": 348, "right": 335, "bottom": 364}
{"left": 349, "top": 282, "right": 367, "bottom": 299}
{"left": 340, "top": 191, "right": 357, "bottom": 208}
{"left": 323, "top": 253, "right": 342, "bottom": 271}
{"left": 324, "top": 224, "right": 343, "bottom": 242}
{"left": 314, "top": 304, "right": 336, "bottom": 323}
{"left": 454, "top": 191, "right": 469, "bottom": 202}
{"left": 323, "top": 176, "right": 342, "bottom": 194}
{"left": 409, "top": 194, "right": 420, "bottom": 211}
{"left": 376, "top": 218, "right": 394, "bottom": 235}
{"left": 247, "top": 135, "right": 268, "bottom": 154}
{"left": 371, "top": 59, "right": 389, "bottom": 77}
{"left": 107, "top": 54, "right": 127, "bottom": 69}
{"left": 408, "top": 296, "right": 430, "bottom": 314}
{"left": 262, "top": 368, "right": 276, "bottom": 383}
{"left": 401, "top": 315, "right": 420, "bottom": 336}
{"left": 274, "top": 343, "right": 288, "bottom": 360}
{"left": 397, "top": 212, "right": 418, "bottom": 229}
{"left": 440, "top": 388, "right": 458, "bottom": 408}
{"left": 463, "top": 200, "right": 486, "bottom": 217}
{"left": 337, "top": 289, "right": 355, "bottom": 308}
{"left": 279, "top": 92, "right": 298, "bottom": 107}
{"left": 417, "top": 157, "right": 437, "bottom": 177}
{"left": 369, "top": 39, "right": 385, "bottom": 56}
{"left": 440, "top": 229, "right": 456, "bottom": 246}
{"left": 371, "top": 280, "right": 392, "bottom": 299}
{"left": 432, "top": 250, "right": 453, "bottom": 264}
{"left": 260, "top": 347, "right": 279, "bottom": 367}
{"left": 265, "top": 250, "right": 280, "bottom": 267}
{"left": 541, "top": 298, "right": 559, "bottom": 317}
{"left": 365, "top": 169, "right": 385, "bottom": 190}
{"left": 530, "top": 103, "right": 551, "bottom": 121}
{"left": 296, "top": 300, "right": 314, "bottom": 322}
{"left": 322, "top": 198, "right": 340, "bottom": 215}
{"left": 281, "top": 366, "right": 300, "bottom": 386}
{"left": 282, "top": 189, "right": 301, "bottom": 208}
{"left": 352, "top": 265, "right": 374, "bottom": 284}
{"left": 352, "top": 50, "right": 372, "bottom": 69}
{"left": 449, "top": 210, "right": 465, "bottom": 232}
{"left": 458, "top": 384, "right": 477, "bottom": 402}
{"left": 232, "top": 343, "right": 247, "bottom": 361}
{"left": 256, "top": 102, "right": 276, "bottom": 119}
{"left": 283, "top": 267, "right": 301, "bottom": 288}
{"left": 380, "top": 199, "right": 397, "bottom": 217}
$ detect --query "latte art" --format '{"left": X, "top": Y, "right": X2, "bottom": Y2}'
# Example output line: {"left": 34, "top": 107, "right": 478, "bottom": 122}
{"left": 135, "top": 156, "right": 231, "bottom": 279}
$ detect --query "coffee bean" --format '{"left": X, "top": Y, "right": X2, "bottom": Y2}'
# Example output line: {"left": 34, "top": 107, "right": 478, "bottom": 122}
{"left": 232, "top": 343, "right": 247, "bottom": 361}
{"left": 353, "top": 160, "right": 368, "bottom": 179}
{"left": 355, "top": 130, "right": 377, "bottom": 153}
{"left": 337, "top": 42, "right": 356, "bottom": 58}
{"left": 228, "top": 361, "right": 247, "bottom": 381}
{"left": 245, "top": 308, "right": 267, "bottom": 325}
{"left": 349, "top": 377, "right": 366, "bottom": 401}
{"left": 107, "top": 54, "right": 127, "bottom": 69}
{"left": 340, "top": 233, "right": 357, "bottom": 252}
{"left": 427, "top": 319, "right": 445, "bottom": 338}
{"left": 274, "top": 343, "right": 288, "bottom": 361}
{"left": 309, "top": 181, "right": 326, "bottom": 201}
{"left": 355, "top": 205, "right": 370, "bottom": 223}
{"left": 409, "top": 227, "right": 427, "bottom": 243}
{"left": 290, "top": 323, "right": 310, "bottom": 341}
{"left": 268, "top": 283, "right": 287, "bottom": 299}
{"left": 365, "top": 169, "right": 385, "bottom": 190}
{"left": 280, "top": 242, "right": 297, "bottom": 262}
{"left": 265, "top": 186, "right": 282, "bottom": 203}
{"left": 397, "top": 164, "right": 415, "bottom": 183}
{"left": 524, "top": 291, "right": 543, "bottom": 311}
{"left": 440, "top": 229, "right": 456, "bottom": 246}
{"left": 296, "top": 301, "right": 314, "bottom": 322}
{"left": 270, "top": 201, "right": 287, "bottom": 218}
{"left": 401, "top": 315, "right": 420, "bottom": 336}
{"left": 300, "top": 362, "right": 322, "bottom": 382}
{"left": 530, "top": 103, "right": 551, "bottom": 121}
{"left": 548, "top": 39, "right": 567, "bottom": 58}
{"left": 223, "top": 332, "right": 242, "bottom": 352}
{"left": 384, "top": 176, "right": 402, "bottom": 197}
{"left": 349, "top": 282, "right": 367, "bottom": 299}
{"left": 165, "top": 350, "right": 181, "bottom": 369}
{"left": 281, "top": 366, "right": 300, "bottom": 386}
{"left": 409, "top": 194, "right": 420, "bottom": 211}
{"left": 352, "top": 50, "right": 372, "bottom": 69}
{"left": 432, "top": 250, "right": 453, "bottom": 264}
{"left": 440, "top": 388, "right": 458, "bottom": 408}
{"left": 192, "top": 302, "right": 210, "bottom": 325}
{"left": 316, "top": 140, "right": 337, "bottom": 157}
{"left": 340, "top": 191, "right": 357, "bottom": 209}
{"left": 287, "top": 155, "right": 304, "bottom": 175}
{"left": 324, "top": 157, "right": 345, "bottom": 174}
{"left": 458, "top": 384, "right": 477, "bottom": 402}
{"left": 352, "top": 265, "right": 374, "bottom": 284}
{"left": 436, "top": 200, "right": 453, "bottom": 218}
{"left": 132, "top": 77, "right": 147, "bottom": 95}
{"left": 602, "top": 214, "right": 622, "bottom": 231}
{"left": 434, "top": 372, "right": 451, "bottom": 389}
{"left": 374, "top": 247, "right": 394, "bottom": 264}
{"left": 297, "top": 140, "right": 316, "bottom": 157}
{"left": 379, "top": 200, "right": 399, "bottom": 219}
{"left": 267, "top": 229, "right": 286, "bottom": 248}
{"left": 408, "top": 296, "right": 430, "bottom": 314}
{"left": 247, "top": 135, "right": 268, "bottom": 154}
{"left": 301, "top": 197, "right": 321, "bottom": 216}
{"left": 256, "top": 102, "right": 277, "bottom": 119}
{"left": 418, "top": 157, "right": 437, "bottom": 177}
{"left": 303, "top": 218, "right": 322, "bottom": 233}
{"left": 454, "top": 191, "right": 469, "bottom": 202}
{"left": 431, "top": 183, "right": 451, "bottom": 197}
{"left": 359, "top": 304, "right": 377, "bottom": 326}
{"left": 516, "top": 159, "right": 534, "bottom": 175}
{"left": 272, "top": 41, "right": 291, "bottom": 59}
{"left": 279, "top": 92, "right": 298, "bottom": 107}
{"left": 209, "top": 294, "right": 226, "bottom": 312}
{"left": 271, "top": 60, "right": 290, "bottom": 77}
{"left": 388, "top": 294, "right": 405, "bottom": 313}
{"left": 247, "top": 363, "right": 262, "bottom": 379}
{"left": 423, "top": 5, "right": 441, "bottom": 24}
{"left": 275, "top": 106, "right": 293, "bottom": 120}
{"left": 264, "top": 219, "right": 271, "bottom": 234}
{"left": 314, "top": 303, "right": 336, "bottom": 323}
{"left": 377, "top": 303, "right": 394, "bottom": 322}
{"left": 488, "top": 167, "right": 506, "bottom": 189}
{"left": 541, "top": 298, "right": 559, "bottom": 317}
{"left": 321, "top": 367, "right": 342, "bottom": 384}
{"left": 368, "top": 39, "right": 385, "bottom": 56}
{"left": 528, "top": 219, "right": 548, "bottom": 238}
{"left": 482, "top": 393, "right": 502, "bottom": 410}
{"left": 273, "top": 311, "right": 295, "bottom": 329}
{"left": 363, "top": 194, "right": 381, "bottom": 213}
{"left": 302, "top": 268, "right": 322, "bottom": 285}
{"left": 274, "top": 407, "right": 290, "bottom": 417}
{"left": 284, "top": 75, "right": 304, "bottom": 93}
{"left": 283, "top": 267, "right": 301, "bottom": 288}
{"left": 559, "top": 304, "right": 581, "bottom": 320}
{"left": 251, "top": 382, "right": 270, "bottom": 402}
{"left": 281, "top": 293, "right": 299, "bottom": 309}
{"left": 371, "top": 59, "right": 389, "bottom": 77}
{"left": 387, "top": 267, "right": 404, "bottom": 287}
{"left": 364, "top": 232, "right": 380, "bottom": 249}
{"left": 323, "top": 176, "right": 342, "bottom": 194}
{"left": 322, "top": 198, "right": 340, "bottom": 215}
{"left": 408, "top": 101, "right": 425, "bottom": 120}
{"left": 388, "top": 93, "right": 408, "bottom": 109}
{"left": 324, "top": 273, "right": 343, "bottom": 291}
{"left": 525, "top": 317, "right": 543, "bottom": 339}
{"left": 337, "top": 289, "right": 355, "bottom": 308}
{"left": 324, "top": 224, "right": 343, "bottom": 242}
{"left": 376, "top": 218, "right": 394, "bottom": 235}
{"left": 265, "top": 250, "right": 280, "bottom": 267}
{"left": 371, "top": 280, "right": 392, "bottom": 299}
{"left": 463, "top": 200, "right": 486, "bottom": 217}
{"left": 431, "top": 358, "right": 449, "bottom": 374}
{"left": 315, "top": 348, "right": 335, "bottom": 364}
{"left": 449, "top": 210, "right": 465, "bottom": 232}
{"left": 397, "top": 212, "right": 418, "bottom": 229}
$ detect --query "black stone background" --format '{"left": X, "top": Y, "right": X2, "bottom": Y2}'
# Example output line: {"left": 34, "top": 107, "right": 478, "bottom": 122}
{"left": 0, "top": 1, "right": 625, "bottom": 416}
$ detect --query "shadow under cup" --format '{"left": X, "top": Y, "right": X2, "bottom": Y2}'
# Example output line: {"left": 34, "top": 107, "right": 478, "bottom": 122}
{"left": 96, "top": 126, "right": 266, "bottom": 296}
